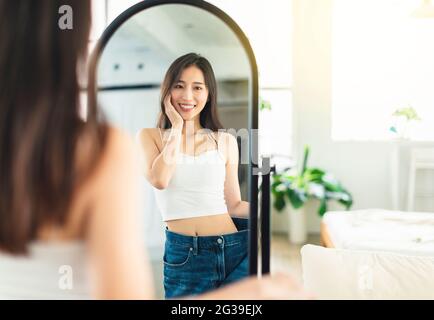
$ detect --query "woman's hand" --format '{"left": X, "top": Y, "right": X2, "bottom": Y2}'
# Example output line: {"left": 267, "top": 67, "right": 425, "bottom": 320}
{"left": 196, "top": 273, "right": 315, "bottom": 300}
{"left": 164, "top": 94, "right": 183, "bottom": 129}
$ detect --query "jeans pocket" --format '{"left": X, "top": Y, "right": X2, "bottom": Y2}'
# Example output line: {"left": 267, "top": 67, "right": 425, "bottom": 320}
{"left": 163, "top": 246, "right": 193, "bottom": 267}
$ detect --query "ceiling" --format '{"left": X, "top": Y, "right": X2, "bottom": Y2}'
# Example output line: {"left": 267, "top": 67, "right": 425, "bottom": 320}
{"left": 99, "top": 3, "right": 250, "bottom": 84}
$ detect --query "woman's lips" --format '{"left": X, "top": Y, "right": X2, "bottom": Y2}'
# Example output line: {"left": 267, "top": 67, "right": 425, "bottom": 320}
{"left": 178, "top": 103, "right": 196, "bottom": 112}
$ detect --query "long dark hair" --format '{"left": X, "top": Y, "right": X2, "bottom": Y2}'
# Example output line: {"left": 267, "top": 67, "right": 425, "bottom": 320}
{"left": 157, "top": 53, "right": 223, "bottom": 131}
{"left": 0, "top": 0, "right": 107, "bottom": 254}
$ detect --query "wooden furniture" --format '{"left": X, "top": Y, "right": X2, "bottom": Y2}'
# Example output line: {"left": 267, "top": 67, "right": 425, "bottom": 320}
{"left": 320, "top": 221, "right": 334, "bottom": 248}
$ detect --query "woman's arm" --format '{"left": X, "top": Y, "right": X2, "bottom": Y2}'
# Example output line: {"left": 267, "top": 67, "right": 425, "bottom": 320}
{"left": 137, "top": 95, "right": 184, "bottom": 190}
{"left": 138, "top": 127, "right": 182, "bottom": 190}
{"left": 85, "top": 128, "right": 154, "bottom": 299}
{"left": 222, "top": 133, "right": 249, "bottom": 217}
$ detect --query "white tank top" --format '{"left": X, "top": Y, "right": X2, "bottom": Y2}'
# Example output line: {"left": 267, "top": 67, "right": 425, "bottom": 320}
{"left": 0, "top": 242, "right": 91, "bottom": 299}
{"left": 153, "top": 130, "right": 228, "bottom": 221}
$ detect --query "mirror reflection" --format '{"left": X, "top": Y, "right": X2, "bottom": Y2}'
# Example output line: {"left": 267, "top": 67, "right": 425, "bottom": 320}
{"left": 97, "top": 4, "right": 251, "bottom": 299}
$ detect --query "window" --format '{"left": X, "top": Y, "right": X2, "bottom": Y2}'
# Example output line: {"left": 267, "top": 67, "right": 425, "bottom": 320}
{"left": 332, "top": 0, "right": 434, "bottom": 141}
{"left": 210, "top": 0, "right": 294, "bottom": 164}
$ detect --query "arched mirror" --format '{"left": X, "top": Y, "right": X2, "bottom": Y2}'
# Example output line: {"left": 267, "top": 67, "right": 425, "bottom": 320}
{"left": 89, "top": 0, "right": 259, "bottom": 299}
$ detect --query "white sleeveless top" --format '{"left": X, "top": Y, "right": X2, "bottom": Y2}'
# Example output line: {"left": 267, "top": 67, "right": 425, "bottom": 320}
{"left": 153, "top": 131, "right": 228, "bottom": 221}
{"left": 0, "top": 242, "right": 91, "bottom": 299}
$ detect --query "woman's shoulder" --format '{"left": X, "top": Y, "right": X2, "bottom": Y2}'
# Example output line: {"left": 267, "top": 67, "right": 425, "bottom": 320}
{"left": 137, "top": 127, "right": 163, "bottom": 143}
{"left": 101, "top": 126, "right": 140, "bottom": 173}
{"left": 217, "top": 131, "right": 237, "bottom": 141}
{"left": 78, "top": 126, "right": 138, "bottom": 194}
{"left": 64, "top": 126, "right": 138, "bottom": 239}
{"left": 215, "top": 131, "right": 238, "bottom": 162}
{"left": 216, "top": 131, "right": 238, "bottom": 149}
{"left": 138, "top": 127, "right": 162, "bottom": 139}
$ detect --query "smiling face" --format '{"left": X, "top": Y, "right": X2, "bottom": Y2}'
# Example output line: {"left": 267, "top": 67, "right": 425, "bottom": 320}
{"left": 170, "top": 65, "right": 209, "bottom": 122}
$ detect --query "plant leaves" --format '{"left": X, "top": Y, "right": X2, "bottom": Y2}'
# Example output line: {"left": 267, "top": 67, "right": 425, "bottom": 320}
{"left": 318, "top": 198, "right": 327, "bottom": 216}
{"left": 308, "top": 182, "right": 325, "bottom": 199}
{"left": 273, "top": 192, "right": 286, "bottom": 211}
{"left": 269, "top": 149, "right": 353, "bottom": 215}
{"left": 301, "top": 145, "right": 310, "bottom": 175}
{"left": 286, "top": 189, "right": 305, "bottom": 209}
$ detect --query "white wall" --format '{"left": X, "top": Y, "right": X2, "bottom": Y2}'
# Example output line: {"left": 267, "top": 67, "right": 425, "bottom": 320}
{"left": 292, "top": 0, "right": 434, "bottom": 233}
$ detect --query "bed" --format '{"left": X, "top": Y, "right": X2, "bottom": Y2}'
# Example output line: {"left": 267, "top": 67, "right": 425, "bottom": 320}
{"left": 302, "top": 209, "right": 434, "bottom": 299}
{"left": 320, "top": 209, "right": 434, "bottom": 256}
{"left": 301, "top": 244, "right": 434, "bottom": 299}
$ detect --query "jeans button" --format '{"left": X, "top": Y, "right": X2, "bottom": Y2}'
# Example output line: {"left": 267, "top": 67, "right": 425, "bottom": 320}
{"left": 217, "top": 238, "right": 223, "bottom": 244}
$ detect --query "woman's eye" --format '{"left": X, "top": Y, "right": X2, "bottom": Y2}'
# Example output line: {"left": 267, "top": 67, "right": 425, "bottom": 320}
{"left": 174, "top": 84, "right": 183, "bottom": 89}
{"left": 195, "top": 87, "right": 203, "bottom": 90}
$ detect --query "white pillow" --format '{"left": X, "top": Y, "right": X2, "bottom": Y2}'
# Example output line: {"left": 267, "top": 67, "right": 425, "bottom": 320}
{"left": 301, "top": 244, "right": 434, "bottom": 300}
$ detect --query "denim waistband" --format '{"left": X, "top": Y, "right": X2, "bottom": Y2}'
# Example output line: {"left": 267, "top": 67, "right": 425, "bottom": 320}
{"left": 165, "top": 217, "right": 248, "bottom": 250}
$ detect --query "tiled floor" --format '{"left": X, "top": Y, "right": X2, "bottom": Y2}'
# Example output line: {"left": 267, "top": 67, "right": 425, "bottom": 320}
{"left": 270, "top": 232, "right": 321, "bottom": 283}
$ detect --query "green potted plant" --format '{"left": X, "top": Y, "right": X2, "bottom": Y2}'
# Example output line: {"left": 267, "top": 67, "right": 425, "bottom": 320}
{"left": 271, "top": 145, "right": 353, "bottom": 243}
{"left": 389, "top": 105, "right": 421, "bottom": 140}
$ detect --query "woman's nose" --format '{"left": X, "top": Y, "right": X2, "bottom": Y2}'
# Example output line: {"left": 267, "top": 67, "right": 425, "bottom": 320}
{"left": 182, "top": 87, "right": 194, "bottom": 100}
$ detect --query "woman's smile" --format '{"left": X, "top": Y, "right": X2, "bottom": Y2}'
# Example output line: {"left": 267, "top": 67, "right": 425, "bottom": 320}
{"left": 178, "top": 102, "right": 196, "bottom": 112}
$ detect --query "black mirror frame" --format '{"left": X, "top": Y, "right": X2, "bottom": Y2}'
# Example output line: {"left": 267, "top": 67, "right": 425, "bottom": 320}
{"left": 88, "top": 0, "right": 259, "bottom": 276}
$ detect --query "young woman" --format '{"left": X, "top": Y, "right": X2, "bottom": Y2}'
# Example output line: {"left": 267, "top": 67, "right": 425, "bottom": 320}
{"left": 0, "top": 0, "right": 153, "bottom": 299}
{"left": 0, "top": 0, "right": 310, "bottom": 300}
{"left": 138, "top": 53, "right": 251, "bottom": 298}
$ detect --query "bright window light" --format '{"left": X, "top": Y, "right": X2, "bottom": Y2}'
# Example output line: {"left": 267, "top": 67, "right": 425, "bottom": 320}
{"left": 332, "top": 0, "right": 434, "bottom": 141}
{"left": 210, "top": 0, "right": 294, "bottom": 160}
{"left": 209, "top": 0, "right": 292, "bottom": 87}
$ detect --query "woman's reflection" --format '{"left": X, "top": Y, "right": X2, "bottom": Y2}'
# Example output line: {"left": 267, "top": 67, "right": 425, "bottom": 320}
{"left": 138, "top": 53, "right": 249, "bottom": 298}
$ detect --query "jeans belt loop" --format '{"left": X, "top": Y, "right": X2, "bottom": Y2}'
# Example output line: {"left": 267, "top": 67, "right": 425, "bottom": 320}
{"left": 192, "top": 236, "right": 198, "bottom": 256}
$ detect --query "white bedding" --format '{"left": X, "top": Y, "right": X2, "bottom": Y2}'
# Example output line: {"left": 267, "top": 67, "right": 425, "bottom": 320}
{"left": 322, "top": 209, "right": 434, "bottom": 256}
{"left": 301, "top": 244, "right": 434, "bottom": 300}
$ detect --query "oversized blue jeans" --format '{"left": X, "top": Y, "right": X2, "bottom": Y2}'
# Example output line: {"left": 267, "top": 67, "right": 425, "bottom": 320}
{"left": 163, "top": 217, "right": 249, "bottom": 299}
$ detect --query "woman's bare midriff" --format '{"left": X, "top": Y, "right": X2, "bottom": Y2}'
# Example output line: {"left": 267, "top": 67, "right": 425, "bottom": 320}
{"left": 166, "top": 213, "right": 238, "bottom": 236}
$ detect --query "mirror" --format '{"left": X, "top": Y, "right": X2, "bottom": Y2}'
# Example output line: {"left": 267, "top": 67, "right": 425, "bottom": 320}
{"left": 93, "top": 1, "right": 258, "bottom": 299}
